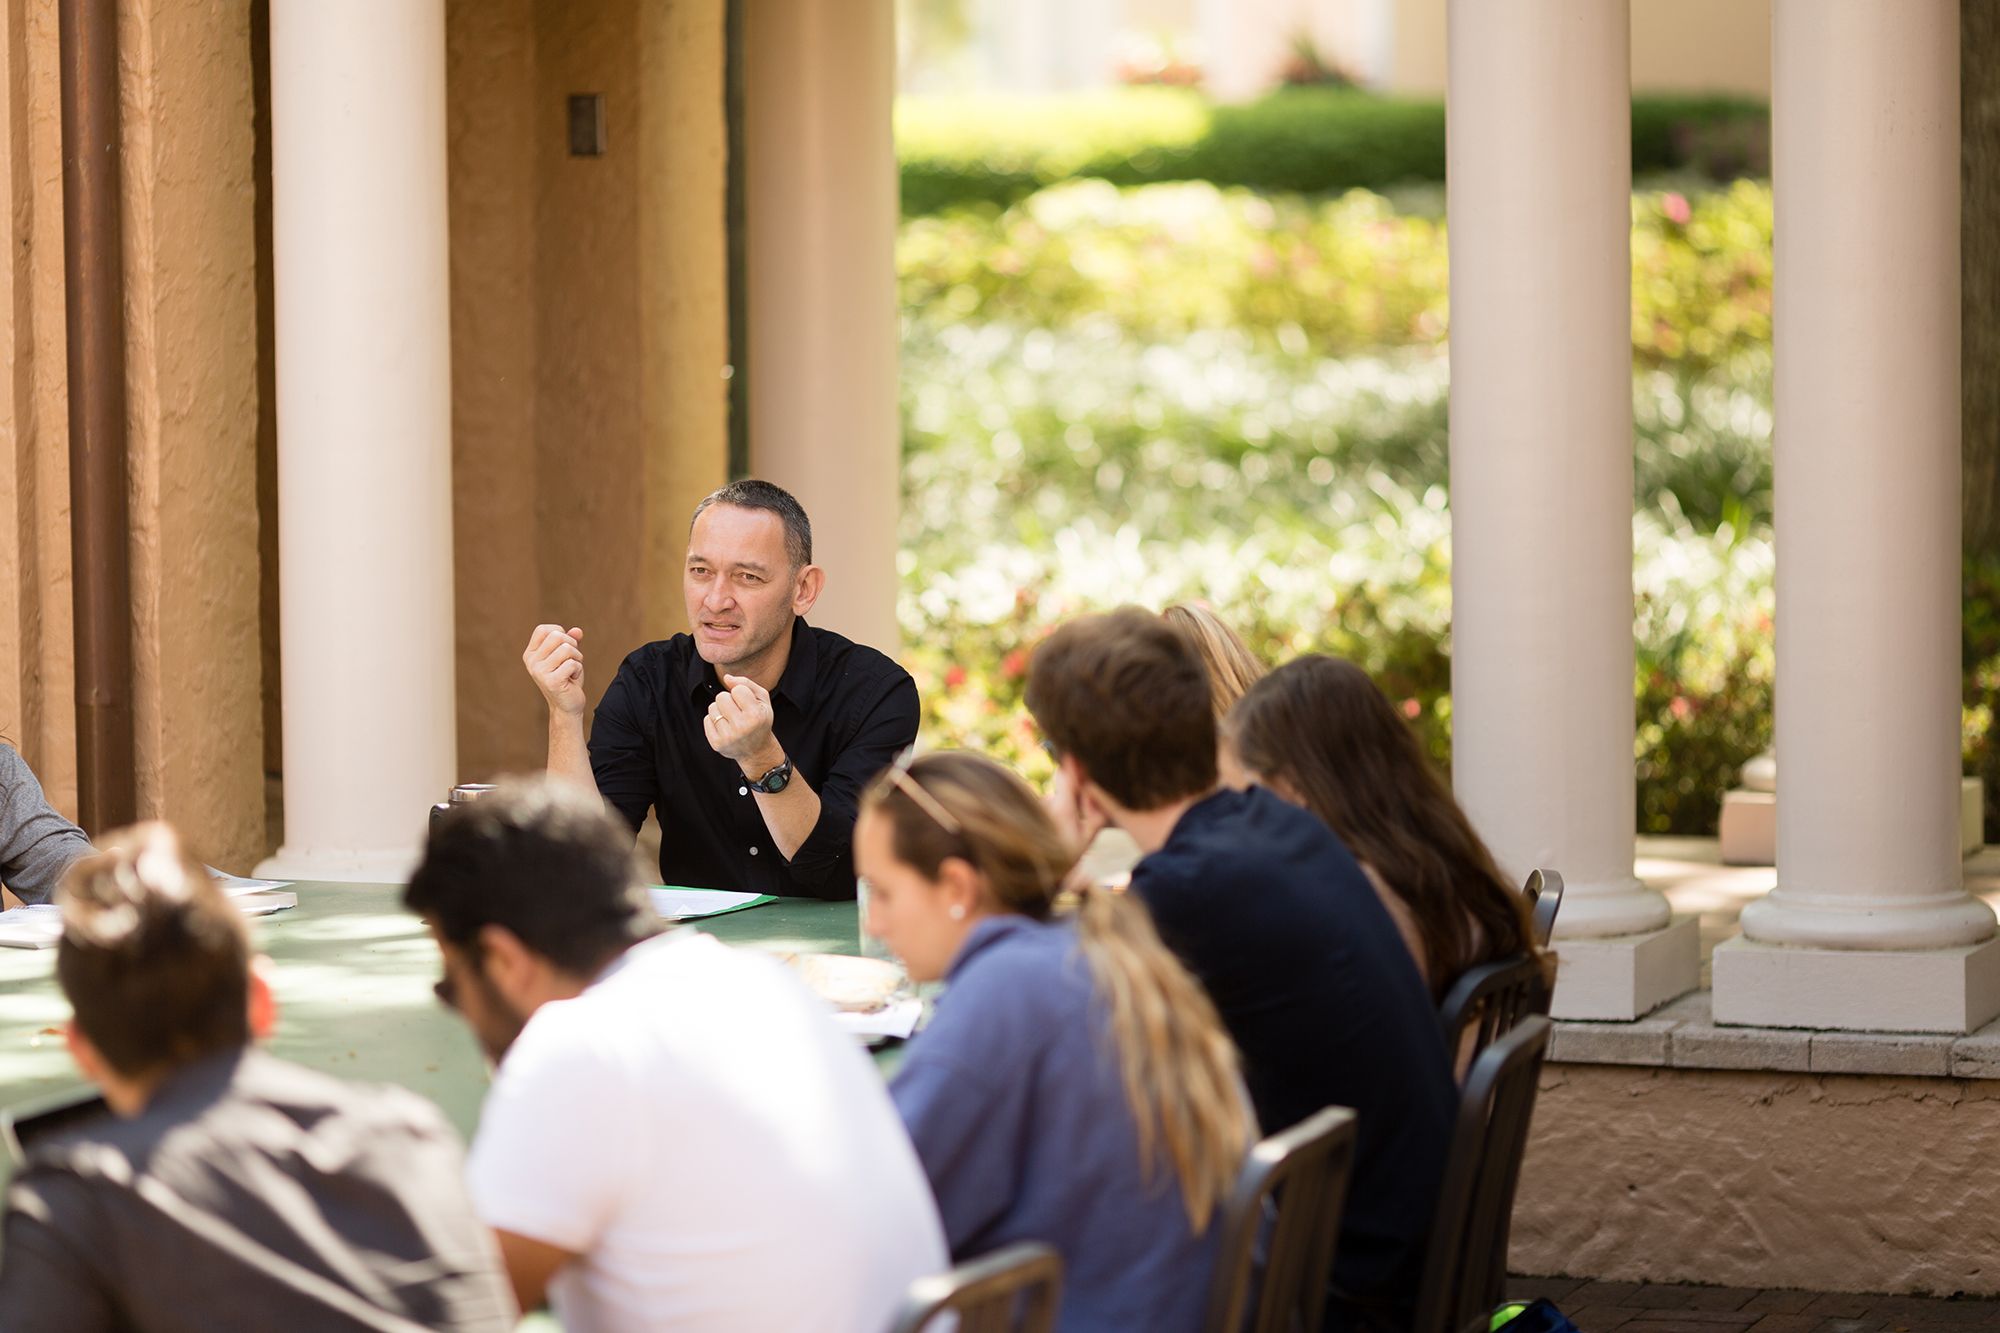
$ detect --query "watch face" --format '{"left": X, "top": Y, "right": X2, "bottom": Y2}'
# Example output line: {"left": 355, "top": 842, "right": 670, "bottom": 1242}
{"left": 754, "top": 762, "right": 792, "bottom": 793}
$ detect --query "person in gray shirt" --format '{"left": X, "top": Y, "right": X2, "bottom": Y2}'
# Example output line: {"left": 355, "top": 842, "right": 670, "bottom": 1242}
{"left": 0, "top": 741, "right": 93, "bottom": 905}
{"left": 0, "top": 822, "right": 515, "bottom": 1332}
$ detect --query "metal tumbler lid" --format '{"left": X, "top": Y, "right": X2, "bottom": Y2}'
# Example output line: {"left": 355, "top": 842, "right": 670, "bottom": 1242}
{"left": 448, "top": 783, "right": 498, "bottom": 805}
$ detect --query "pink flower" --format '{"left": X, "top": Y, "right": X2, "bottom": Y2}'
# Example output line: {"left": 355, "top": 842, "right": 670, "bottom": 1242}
{"left": 1669, "top": 696, "right": 1693, "bottom": 721}
{"left": 1001, "top": 649, "right": 1028, "bottom": 680}
{"left": 1401, "top": 698, "right": 1422, "bottom": 719}
{"left": 943, "top": 665, "right": 968, "bottom": 690}
{"left": 1662, "top": 192, "right": 1691, "bottom": 226}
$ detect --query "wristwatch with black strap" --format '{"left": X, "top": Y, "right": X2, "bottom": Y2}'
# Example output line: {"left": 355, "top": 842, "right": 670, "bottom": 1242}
{"left": 746, "top": 757, "right": 793, "bottom": 794}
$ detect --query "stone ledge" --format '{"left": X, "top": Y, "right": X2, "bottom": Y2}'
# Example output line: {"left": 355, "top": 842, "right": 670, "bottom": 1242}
{"left": 1549, "top": 989, "right": 2000, "bottom": 1079}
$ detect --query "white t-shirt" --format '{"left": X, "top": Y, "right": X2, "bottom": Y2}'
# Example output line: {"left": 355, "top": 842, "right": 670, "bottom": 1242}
{"left": 467, "top": 930, "right": 947, "bottom": 1333}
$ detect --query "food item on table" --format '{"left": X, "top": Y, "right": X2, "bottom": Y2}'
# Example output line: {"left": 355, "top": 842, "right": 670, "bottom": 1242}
{"left": 781, "top": 952, "right": 904, "bottom": 1014}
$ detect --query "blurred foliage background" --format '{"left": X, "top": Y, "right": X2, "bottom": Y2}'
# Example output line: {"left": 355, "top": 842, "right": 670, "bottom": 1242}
{"left": 893, "top": 89, "right": 1998, "bottom": 837}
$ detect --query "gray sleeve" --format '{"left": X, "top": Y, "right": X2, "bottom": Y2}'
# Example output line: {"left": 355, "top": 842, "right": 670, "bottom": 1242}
{"left": 0, "top": 745, "right": 94, "bottom": 905}
{"left": 0, "top": 1173, "right": 122, "bottom": 1333}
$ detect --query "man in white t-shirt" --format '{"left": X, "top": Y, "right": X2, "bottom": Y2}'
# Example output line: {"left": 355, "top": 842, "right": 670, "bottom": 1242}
{"left": 405, "top": 778, "right": 946, "bottom": 1333}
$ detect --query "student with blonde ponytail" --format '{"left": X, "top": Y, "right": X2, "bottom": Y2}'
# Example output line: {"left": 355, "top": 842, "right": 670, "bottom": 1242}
{"left": 857, "top": 751, "right": 1252, "bottom": 1333}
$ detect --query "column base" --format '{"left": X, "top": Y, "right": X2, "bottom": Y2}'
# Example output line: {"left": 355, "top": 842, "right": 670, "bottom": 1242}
{"left": 255, "top": 844, "right": 422, "bottom": 885}
{"left": 1720, "top": 777, "right": 1985, "bottom": 866}
{"left": 1548, "top": 916, "right": 1701, "bottom": 1022}
{"left": 1712, "top": 934, "right": 2000, "bottom": 1033}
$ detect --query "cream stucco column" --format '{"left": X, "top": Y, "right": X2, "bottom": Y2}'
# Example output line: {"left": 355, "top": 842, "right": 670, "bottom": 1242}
{"left": 1447, "top": 0, "right": 1697, "bottom": 1019}
{"left": 257, "top": 0, "right": 456, "bottom": 881}
{"left": 742, "top": 0, "right": 901, "bottom": 655}
{"left": 1714, "top": 0, "right": 2000, "bottom": 1033}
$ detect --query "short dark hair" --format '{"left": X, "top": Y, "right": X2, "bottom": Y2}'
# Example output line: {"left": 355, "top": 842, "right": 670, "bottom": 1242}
{"left": 405, "top": 778, "right": 659, "bottom": 977}
{"left": 57, "top": 824, "right": 251, "bottom": 1079}
{"left": 690, "top": 479, "right": 813, "bottom": 569}
{"left": 1025, "top": 607, "right": 1217, "bottom": 810}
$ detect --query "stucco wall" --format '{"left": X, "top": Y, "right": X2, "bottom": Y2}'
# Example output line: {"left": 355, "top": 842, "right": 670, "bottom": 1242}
{"left": 1514, "top": 1063, "right": 2000, "bottom": 1295}
{"left": 122, "top": 0, "right": 266, "bottom": 871}
{"left": 0, "top": 0, "right": 81, "bottom": 814}
{"left": 446, "top": 0, "right": 728, "bottom": 783}
{"left": 0, "top": 0, "right": 263, "bottom": 871}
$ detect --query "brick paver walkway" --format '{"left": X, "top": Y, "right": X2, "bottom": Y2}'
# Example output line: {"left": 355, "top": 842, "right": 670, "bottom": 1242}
{"left": 1508, "top": 1278, "right": 2000, "bottom": 1331}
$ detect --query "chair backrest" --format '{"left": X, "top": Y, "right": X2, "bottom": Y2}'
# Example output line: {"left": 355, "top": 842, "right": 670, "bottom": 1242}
{"left": 1201, "top": 1105, "right": 1358, "bottom": 1333}
{"left": 1523, "top": 869, "right": 1564, "bottom": 949}
{"left": 1411, "top": 1015, "right": 1555, "bottom": 1333}
{"left": 890, "top": 1242, "right": 1063, "bottom": 1333}
{"left": 1436, "top": 953, "right": 1551, "bottom": 1076}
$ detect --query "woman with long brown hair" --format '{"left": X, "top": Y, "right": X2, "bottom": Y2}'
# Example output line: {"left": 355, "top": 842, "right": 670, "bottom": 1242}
{"left": 856, "top": 750, "right": 1252, "bottom": 1333}
{"left": 1221, "top": 655, "right": 1535, "bottom": 1002}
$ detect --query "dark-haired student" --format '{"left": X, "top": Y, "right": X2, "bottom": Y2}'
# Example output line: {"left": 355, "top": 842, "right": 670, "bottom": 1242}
{"left": 1026, "top": 607, "right": 1455, "bottom": 1333}
{"left": 521, "top": 478, "right": 919, "bottom": 900}
{"left": 1222, "top": 654, "right": 1537, "bottom": 1004}
{"left": 0, "top": 823, "right": 514, "bottom": 1332}
{"left": 409, "top": 776, "right": 945, "bottom": 1333}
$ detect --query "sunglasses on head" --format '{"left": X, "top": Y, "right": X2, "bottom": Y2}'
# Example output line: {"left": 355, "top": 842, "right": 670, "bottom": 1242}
{"left": 886, "top": 747, "right": 962, "bottom": 836}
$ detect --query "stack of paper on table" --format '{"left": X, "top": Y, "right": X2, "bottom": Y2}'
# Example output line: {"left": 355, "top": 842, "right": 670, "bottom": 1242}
{"left": 0, "top": 870, "right": 298, "bottom": 949}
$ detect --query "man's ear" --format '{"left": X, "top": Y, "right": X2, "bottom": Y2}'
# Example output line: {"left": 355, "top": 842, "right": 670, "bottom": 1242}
{"left": 247, "top": 958, "right": 279, "bottom": 1041}
{"left": 792, "top": 564, "right": 825, "bottom": 617}
{"left": 476, "top": 923, "right": 539, "bottom": 1003}
{"left": 64, "top": 1020, "right": 106, "bottom": 1086}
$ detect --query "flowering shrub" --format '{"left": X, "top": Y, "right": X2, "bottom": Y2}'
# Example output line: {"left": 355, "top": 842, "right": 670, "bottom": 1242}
{"left": 900, "top": 497, "right": 1780, "bottom": 836}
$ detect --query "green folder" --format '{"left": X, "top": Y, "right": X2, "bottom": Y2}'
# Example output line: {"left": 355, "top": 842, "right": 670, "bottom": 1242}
{"left": 647, "top": 885, "right": 776, "bottom": 921}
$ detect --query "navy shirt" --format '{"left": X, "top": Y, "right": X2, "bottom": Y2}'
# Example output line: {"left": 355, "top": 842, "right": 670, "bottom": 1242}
{"left": 588, "top": 619, "right": 918, "bottom": 899}
{"left": 891, "top": 916, "right": 1228, "bottom": 1333}
{"left": 1131, "top": 786, "right": 1455, "bottom": 1322}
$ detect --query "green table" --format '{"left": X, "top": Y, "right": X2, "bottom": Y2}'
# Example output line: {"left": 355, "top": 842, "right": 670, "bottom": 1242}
{"left": 0, "top": 883, "right": 871, "bottom": 1170}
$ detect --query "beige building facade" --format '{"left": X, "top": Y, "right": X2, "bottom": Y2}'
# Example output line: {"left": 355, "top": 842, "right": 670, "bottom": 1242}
{"left": 0, "top": 0, "right": 743, "bottom": 874}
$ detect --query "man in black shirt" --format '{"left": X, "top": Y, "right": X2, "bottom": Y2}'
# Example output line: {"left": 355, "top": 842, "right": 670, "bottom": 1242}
{"left": 1025, "top": 608, "right": 1455, "bottom": 1331}
{"left": 0, "top": 823, "right": 513, "bottom": 1332}
{"left": 523, "top": 479, "right": 917, "bottom": 899}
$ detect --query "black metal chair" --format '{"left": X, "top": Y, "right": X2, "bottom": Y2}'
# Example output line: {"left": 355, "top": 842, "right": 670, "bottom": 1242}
{"left": 1436, "top": 953, "right": 1552, "bottom": 1076}
{"left": 1201, "top": 1105, "right": 1358, "bottom": 1333}
{"left": 890, "top": 1242, "right": 1063, "bottom": 1333}
{"left": 1523, "top": 868, "right": 1564, "bottom": 949}
{"left": 1410, "top": 1015, "right": 1555, "bottom": 1333}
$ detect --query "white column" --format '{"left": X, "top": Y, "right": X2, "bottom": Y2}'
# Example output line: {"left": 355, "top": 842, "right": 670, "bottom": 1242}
{"left": 257, "top": 0, "right": 456, "bottom": 881}
{"left": 1715, "top": 0, "right": 2000, "bottom": 1033}
{"left": 743, "top": 0, "right": 900, "bottom": 654}
{"left": 1447, "top": 0, "right": 1697, "bottom": 1019}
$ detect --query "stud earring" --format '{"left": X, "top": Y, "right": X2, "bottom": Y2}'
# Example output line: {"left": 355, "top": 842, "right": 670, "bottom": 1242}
{"left": 948, "top": 904, "right": 966, "bottom": 920}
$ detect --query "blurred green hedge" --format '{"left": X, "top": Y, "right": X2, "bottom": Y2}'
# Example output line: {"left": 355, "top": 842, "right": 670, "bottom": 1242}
{"left": 897, "top": 88, "right": 1769, "bottom": 215}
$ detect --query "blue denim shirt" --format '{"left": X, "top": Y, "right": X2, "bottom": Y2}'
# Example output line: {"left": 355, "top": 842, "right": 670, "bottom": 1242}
{"left": 890, "top": 915, "right": 1227, "bottom": 1333}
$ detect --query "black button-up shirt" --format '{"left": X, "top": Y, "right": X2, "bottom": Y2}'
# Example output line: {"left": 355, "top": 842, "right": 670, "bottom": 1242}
{"left": 589, "top": 618, "right": 919, "bottom": 900}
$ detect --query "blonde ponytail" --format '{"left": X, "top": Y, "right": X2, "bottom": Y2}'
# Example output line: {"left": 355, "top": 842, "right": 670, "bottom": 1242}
{"left": 1071, "top": 885, "right": 1252, "bottom": 1230}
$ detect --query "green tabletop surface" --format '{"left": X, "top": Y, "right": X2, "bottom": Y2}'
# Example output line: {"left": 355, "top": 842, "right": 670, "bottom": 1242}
{"left": 0, "top": 883, "right": 873, "bottom": 1188}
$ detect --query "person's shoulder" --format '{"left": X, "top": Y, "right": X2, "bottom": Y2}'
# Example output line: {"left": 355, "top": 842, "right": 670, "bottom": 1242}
{"left": 804, "top": 624, "right": 913, "bottom": 689}
{"left": 238, "top": 1051, "right": 457, "bottom": 1143}
{"left": 943, "top": 919, "right": 1089, "bottom": 1019}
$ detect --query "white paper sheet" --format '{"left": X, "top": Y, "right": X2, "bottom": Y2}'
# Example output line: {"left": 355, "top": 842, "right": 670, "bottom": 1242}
{"left": 828, "top": 996, "right": 924, "bottom": 1043}
{"left": 648, "top": 887, "right": 768, "bottom": 920}
{"left": 0, "top": 904, "right": 62, "bottom": 950}
{"left": 207, "top": 868, "right": 294, "bottom": 896}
